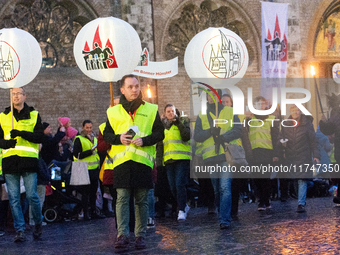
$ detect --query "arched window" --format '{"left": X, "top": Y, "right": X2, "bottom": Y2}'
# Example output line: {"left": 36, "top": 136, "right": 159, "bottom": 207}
{"left": 0, "top": 0, "right": 91, "bottom": 68}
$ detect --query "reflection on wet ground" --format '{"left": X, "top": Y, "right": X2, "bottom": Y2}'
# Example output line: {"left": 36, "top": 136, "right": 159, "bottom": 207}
{"left": 1, "top": 197, "right": 340, "bottom": 254}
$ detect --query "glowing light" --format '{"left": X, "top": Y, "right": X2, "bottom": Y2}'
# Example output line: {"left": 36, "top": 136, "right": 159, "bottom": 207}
{"left": 147, "top": 84, "right": 152, "bottom": 98}
{"left": 310, "top": 65, "right": 315, "bottom": 76}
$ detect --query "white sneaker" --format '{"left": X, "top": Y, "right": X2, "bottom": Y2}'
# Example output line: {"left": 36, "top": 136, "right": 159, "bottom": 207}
{"left": 147, "top": 217, "right": 155, "bottom": 228}
{"left": 185, "top": 204, "right": 190, "bottom": 216}
{"left": 177, "top": 210, "right": 186, "bottom": 220}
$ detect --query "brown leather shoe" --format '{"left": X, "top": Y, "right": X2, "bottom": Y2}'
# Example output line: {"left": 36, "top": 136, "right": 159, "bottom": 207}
{"left": 115, "top": 235, "right": 129, "bottom": 250}
{"left": 135, "top": 236, "right": 146, "bottom": 250}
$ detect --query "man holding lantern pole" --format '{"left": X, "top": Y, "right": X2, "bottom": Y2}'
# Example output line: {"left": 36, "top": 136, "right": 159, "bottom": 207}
{"left": 0, "top": 87, "right": 45, "bottom": 242}
{"left": 103, "top": 74, "right": 164, "bottom": 251}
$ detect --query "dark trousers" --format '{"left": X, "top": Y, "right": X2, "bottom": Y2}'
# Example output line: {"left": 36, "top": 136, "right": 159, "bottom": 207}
{"left": 254, "top": 178, "right": 271, "bottom": 205}
{"left": 79, "top": 168, "right": 99, "bottom": 215}
{"left": 199, "top": 178, "right": 215, "bottom": 209}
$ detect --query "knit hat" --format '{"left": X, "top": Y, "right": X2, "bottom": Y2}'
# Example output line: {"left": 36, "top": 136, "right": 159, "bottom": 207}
{"left": 58, "top": 117, "right": 70, "bottom": 126}
{"left": 67, "top": 127, "right": 78, "bottom": 139}
{"left": 42, "top": 122, "right": 50, "bottom": 130}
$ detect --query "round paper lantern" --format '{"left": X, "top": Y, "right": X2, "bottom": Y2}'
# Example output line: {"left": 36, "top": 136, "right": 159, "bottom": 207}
{"left": 0, "top": 28, "right": 42, "bottom": 89}
{"left": 184, "top": 27, "right": 249, "bottom": 88}
{"left": 333, "top": 63, "right": 340, "bottom": 84}
{"left": 73, "top": 17, "right": 141, "bottom": 82}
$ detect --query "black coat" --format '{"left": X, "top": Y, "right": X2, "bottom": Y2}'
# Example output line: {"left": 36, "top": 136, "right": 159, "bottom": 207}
{"left": 278, "top": 115, "right": 320, "bottom": 178}
{"left": 319, "top": 108, "right": 340, "bottom": 163}
{"left": 40, "top": 129, "right": 66, "bottom": 165}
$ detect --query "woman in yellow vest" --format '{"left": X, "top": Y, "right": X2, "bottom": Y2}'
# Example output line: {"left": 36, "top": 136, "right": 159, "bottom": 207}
{"left": 162, "top": 104, "right": 191, "bottom": 221}
{"left": 73, "top": 120, "right": 104, "bottom": 220}
{"left": 243, "top": 96, "right": 280, "bottom": 211}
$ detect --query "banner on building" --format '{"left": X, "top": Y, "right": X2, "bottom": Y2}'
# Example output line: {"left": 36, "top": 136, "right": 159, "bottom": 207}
{"left": 260, "top": 2, "right": 289, "bottom": 104}
{"left": 133, "top": 48, "right": 178, "bottom": 79}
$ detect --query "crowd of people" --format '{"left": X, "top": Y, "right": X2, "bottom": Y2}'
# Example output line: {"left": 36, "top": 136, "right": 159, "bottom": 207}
{"left": 0, "top": 77, "right": 339, "bottom": 252}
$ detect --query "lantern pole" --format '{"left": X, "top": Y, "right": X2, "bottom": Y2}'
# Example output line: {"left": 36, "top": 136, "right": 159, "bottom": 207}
{"left": 10, "top": 88, "right": 14, "bottom": 130}
{"left": 110, "top": 82, "right": 114, "bottom": 106}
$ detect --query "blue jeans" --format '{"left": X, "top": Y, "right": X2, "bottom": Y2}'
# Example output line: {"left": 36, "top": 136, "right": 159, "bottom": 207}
{"left": 5, "top": 173, "right": 42, "bottom": 232}
{"left": 147, "top": 187, "right": 155, "bottom": 219}
{"left": 298, "top": 180, "right": 307, "bottom": 205}
{"left": 166, "top": 160, "right": 189, "bottom": 211}
{"left": 210, "top": 162, "right": 232, "bottom": 225}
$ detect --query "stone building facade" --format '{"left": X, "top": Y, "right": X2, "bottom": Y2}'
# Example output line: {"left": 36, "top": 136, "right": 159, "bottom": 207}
{"left": 0, "top": 0, "right": 338, "bottom": 131}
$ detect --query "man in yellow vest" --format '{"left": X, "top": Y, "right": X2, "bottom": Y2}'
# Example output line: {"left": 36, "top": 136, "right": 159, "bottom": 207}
{"left": 194, "top": 90, "right": 242, "bottom": 229}
{"left": 243, "top": 96, "right": 279, "bottom": 211}
{"left": 0, "top": 87, "right": 45, "bottom": 242}
{"left": 73, "top": 120, "right": 104, "bottom": 220}
{"left": 103, "top": 74, "right": 164, "bottom": 251}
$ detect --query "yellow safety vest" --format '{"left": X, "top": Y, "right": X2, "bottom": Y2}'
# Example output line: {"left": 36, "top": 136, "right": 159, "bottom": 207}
{"left": 73, "top": 136, "right": 100, "bottom": 170}
{"left": 199, "top": 106, "right": 238, "bottom": 160}
{"left": 163, "top": 122, "right": 191, "bottom": 162}
{"left": 330, "top": 147, "right": 336, "bottom": 163}
{"left": 249, "top": 115, "right": 275, "bottom": 150}
{"left": 107, "top": 101, "right": 158, "bottom": 169}
{"left": 0, "top": 111, "right": 39, "bottom": 159}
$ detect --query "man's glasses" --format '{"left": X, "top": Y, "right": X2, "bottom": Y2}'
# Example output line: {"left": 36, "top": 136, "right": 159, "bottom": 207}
{"left": 12, "top": 92, "right": 24, "bottom": 96}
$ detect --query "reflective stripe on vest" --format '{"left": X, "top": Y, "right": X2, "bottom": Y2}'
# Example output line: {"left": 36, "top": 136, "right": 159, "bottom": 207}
{"left": 199, "top": 106, "right": 238, "bottom": 160}
{"left": 249, "top": 115, "right": 274, "bottom": 150}
{"left": 163, "top": 124, "right": 191, "bottom": 162}
{"left": 74, "top": 136, "right": 100, "bottom": 170}
{"left": 0, "top": 111, "right": 39, "bottom": 159}
{"left": 107, "top": 102, "right": 157, "bottom": 169}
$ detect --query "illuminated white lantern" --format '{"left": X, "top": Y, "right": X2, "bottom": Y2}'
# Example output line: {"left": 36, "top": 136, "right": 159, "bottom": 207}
{"left": 184, "top": 27, "right": 249, "bottom": 88}
{"left": 0, "top": 28, "right": 42, "bottom": 89}
{"left": 73, "top": 17, "right": 141, "bottom": 82}
{"left": 333, "top": 63, "right": 340, "bottom": 84}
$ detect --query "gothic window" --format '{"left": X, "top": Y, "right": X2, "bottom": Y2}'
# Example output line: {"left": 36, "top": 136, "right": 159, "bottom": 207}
{"left": 166, "top": 1, "right": 254, "bottom": 66}
{"left": 0, "top": 0, "right": 90, "bottom": 68}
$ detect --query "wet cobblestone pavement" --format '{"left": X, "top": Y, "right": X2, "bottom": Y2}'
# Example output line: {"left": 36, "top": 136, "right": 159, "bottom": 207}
{"left": 1, "top": 197, "right": 340, "bottom": 254}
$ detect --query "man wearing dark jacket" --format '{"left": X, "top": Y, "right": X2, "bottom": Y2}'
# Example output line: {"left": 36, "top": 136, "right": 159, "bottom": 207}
{"left": 0, "top": 87, "right": 45, "bottom": 242}
{"left": 103, "top": 74, "right": 164, "bottom": 251}
{"left": 40, "top": 122, "right": 66, "bottom": 165}
{"left": 278, "top": 105, "right": 320, "bottom": 213}
{"left": 319, "top": 100, "right": 340, "bottom": 203}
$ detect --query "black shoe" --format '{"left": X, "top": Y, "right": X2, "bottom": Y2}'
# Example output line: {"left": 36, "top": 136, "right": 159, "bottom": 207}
{"left": 155, "top": 211, "right": 165, "bottom": 218}
{"left": 208, "top": 206, "right": 216, "bottom": 214}
{"left": 258, "top": 203, "right": 266, "bottom": 211}
{"left": 333, "top": 197, "right": 340, "bottom": 204}
{"left": 14, "top": 231, "right": 26, "bottom": 242}
{"left": 115, "top": 235, "right": 129, "bottom": 250}
{"left": 296, "top": 204, "right": 306, "bottom": 213}
{"left": 231, "top": 214, "right": 239, "bottom": 221}
{"left": 220, "top": 223, "right": 230, "bottom": 230}
{"left": 33, "top": 223, "right": 42, "bottom": 239}
{"left": 135, "top": 236, "right": 146, "bottom": 250}
{"left": 91, "top": 212, "right": 106, "bottom": 219}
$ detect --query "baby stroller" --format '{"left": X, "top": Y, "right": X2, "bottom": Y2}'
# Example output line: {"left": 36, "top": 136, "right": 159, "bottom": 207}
{"left": 43, "top": 160, "right": 83, "bottom": 223}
